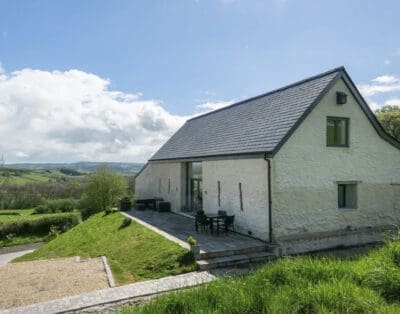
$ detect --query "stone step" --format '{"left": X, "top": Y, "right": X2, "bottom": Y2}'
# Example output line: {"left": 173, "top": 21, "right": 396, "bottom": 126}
{"left": 197, "top": 251, "right": 274, "bottom": 270}
{"left": 199, "top": 245, "right": 272, "bottom": 260}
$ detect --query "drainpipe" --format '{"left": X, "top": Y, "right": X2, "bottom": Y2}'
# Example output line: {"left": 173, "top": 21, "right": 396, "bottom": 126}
{"left": 264, "top": 154, "right": 273, "bottom": 244}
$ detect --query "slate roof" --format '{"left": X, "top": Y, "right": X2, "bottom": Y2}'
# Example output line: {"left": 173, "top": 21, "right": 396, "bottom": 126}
{"left": 150, "top": 67, "right": 343, "bottom": 161}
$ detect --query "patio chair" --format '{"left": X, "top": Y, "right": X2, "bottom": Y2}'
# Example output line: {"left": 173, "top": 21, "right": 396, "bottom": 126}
{"left": 218, "top": 210, "right": 227, "bottom": 216}
{"left": 195, "top": 213, "right": 211, "bottom": 233}
{"left": 221, "top": 215, "right": 235, "bottom": 234}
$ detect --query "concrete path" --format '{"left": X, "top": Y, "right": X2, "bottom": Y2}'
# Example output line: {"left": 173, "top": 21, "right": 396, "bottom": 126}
{"left": 0, "top": 271, "right": 216, "bottom": 314}
{"left": 0, "top": 242, "right": 43, "bottom": 255}
{"left": 0, "top": 250, "right": 34, "bottom": 266}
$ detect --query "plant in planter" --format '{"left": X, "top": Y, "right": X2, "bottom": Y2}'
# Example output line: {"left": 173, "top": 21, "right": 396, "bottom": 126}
{"left": 187, "top": 236, "right": 200, "bottom": 258}
{"left": 119, "top": 196, "right": 132, "bottom": 211}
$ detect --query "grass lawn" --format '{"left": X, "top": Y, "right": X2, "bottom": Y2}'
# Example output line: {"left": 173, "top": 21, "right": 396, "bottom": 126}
{"left": 15, "top": 212, "right": 196, "bottom": 285}
{"left": 123, "top": 238, "right": 400, "bottom": 313}
{"left": 0, "top": 209, "right": 36, "bottom": 221}
{"left": 0, "top": 208, "right": 75, "bottom": 222}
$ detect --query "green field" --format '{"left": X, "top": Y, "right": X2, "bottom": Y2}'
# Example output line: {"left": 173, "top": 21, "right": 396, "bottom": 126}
{"left": 0, "top": 208, "right": 36, "bottom": 221}
{"left": 123, "top": 238, "right": 400, "bottom": 313}
{"left": 15, "top": 212, "right": 196, "bottom": 285}
{"left": 0, "top": 208, "right": 75, "bottom": 222}
{"left": 0, "top": 167, "right": 87, "bottom": 185}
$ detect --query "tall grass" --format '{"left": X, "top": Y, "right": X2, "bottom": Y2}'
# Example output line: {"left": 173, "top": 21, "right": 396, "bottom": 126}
{"left": 124, "top": 236, "right": 400, "bottom": 313}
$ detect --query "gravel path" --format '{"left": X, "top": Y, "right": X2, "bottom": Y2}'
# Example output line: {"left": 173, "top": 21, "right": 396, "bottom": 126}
{"left": 0, "top": 257, "right": 109, "bottom": 310}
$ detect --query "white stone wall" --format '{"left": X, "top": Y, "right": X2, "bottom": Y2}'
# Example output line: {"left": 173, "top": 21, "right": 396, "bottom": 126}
{"left": 135, "top": 162, "right": 186, "bottom": 212}
{"left": 202, "top": 158, "right": 270, "bottom": 241}
{"left": 273, "top": 78, "right": 400, "bottom": 241}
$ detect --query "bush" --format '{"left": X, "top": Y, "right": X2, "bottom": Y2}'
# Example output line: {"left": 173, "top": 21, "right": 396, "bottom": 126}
{"left": 33, "top": 198, "right": 77, "bottom": 214}
{"left": 187, "top": 236, "right": 197, "bottom": 246}
{"left": 47, "top": 225, "right": 61, "bottom": 240}
{"left": 0, "top": 213, "right": 80, "bottom": 238}
{"left": 120, "top": 217, "right": 132, "bottom": 228}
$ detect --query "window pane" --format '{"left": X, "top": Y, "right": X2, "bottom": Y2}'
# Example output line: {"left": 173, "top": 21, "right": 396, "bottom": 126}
{"left": 338, "top": 184, "right": 346, "bottom": 208}
{"left": 336, "top": 120, "right": 347, "bottom": 145}
{"left": 327, "top": 120, "right": 335, "bottom": 145}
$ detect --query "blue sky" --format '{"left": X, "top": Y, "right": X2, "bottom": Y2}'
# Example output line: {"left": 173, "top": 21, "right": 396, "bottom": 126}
{"left": 0, "top": 0, "right": 400, "bottom": 162}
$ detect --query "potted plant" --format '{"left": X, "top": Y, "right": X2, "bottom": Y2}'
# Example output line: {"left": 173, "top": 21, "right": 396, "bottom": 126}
{"left": 119, "top": 196, "right": 132, "bottom": 211}
{"left": 187, "top": 236, "right": 200, "bottom": 258}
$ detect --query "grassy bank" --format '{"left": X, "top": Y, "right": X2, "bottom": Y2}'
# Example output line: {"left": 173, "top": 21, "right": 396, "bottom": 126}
{"left": 124, "top": 237, "right": 400, "bottom": 313}
{"left": 15, "top": 212, "right": 196, "bottom": 285}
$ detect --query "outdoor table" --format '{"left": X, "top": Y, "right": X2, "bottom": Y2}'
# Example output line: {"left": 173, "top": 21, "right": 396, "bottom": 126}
{"left": 205, "top": 213, "right": 225, "bottom": 235}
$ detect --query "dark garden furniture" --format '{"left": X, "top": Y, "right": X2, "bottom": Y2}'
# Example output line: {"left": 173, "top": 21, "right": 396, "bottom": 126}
{"left": 119, "top": 197, "right": 132, "bottom": 211}
{"left": 154, "top": 197, "right": 164, "bottom": 211}
{"left": 136, "top": 203, "right": 146, "bottom": 211}
{"left": 217, "top": 210, "right": 227, "bottom": 216}
{"left": 135, "top": 198, "right": 164, "bottom": 210}
{"left": 195, "top": 213, "right": 211, "bottom": 233}
{"left": 158, "top": 201, "right": 171, "bottom": 212}
{"left": 206, "top": 213, "right": 227, "bottom": 235}
{"left": 221, "top": 215, "right": 235, "bottom": 234}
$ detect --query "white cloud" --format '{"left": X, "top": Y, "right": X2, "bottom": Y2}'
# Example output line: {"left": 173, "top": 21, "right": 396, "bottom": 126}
{"left": 358, "top": 73, "right": 400, "bottom": 110}
{"left": 0, "top": 67, "right": 192, "bottom": 163}
{"left": 358, "top": 74, "right": 400, "bottom": 97}
{"left": 15, "top": 151, "right": 29, "bottom": 158}
{"left": 384, "top": 59, "right": 391, "bottom": 65}
{"left": 383, "top": 98, "right": 400, "bottom": 107}
{"left": 371, "top": 75, "right": 398, "bottom": 84}
{"left": 0, "top": 62, "right": 4, "bottom": 74}
{"left": 196, "top": 100, "right": 233, "bottom": 113}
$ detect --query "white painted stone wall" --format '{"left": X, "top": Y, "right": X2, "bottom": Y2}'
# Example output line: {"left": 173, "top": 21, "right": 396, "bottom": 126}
{"left": 273, "top": 78, "right": 400, "bottom": 242}
{"left": 202, "top": 158, "right": 270, "bottom": 241}
{"left": 135, "top": 162, "right": 186, "bottom": 212}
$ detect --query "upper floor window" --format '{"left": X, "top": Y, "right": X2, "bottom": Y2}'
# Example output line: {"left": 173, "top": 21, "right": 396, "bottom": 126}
{"left": 327, "top": 117, "right": 349, "bottom": 147}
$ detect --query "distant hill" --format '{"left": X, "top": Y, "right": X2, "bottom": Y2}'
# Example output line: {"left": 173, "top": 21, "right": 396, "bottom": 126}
{"left": 5, "top": 162, "right": 145, "bottom": 176}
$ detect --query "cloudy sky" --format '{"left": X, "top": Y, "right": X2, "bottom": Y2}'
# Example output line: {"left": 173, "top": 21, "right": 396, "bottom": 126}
{"left": 1, "top": 0, "right": 400, "bottom": 163}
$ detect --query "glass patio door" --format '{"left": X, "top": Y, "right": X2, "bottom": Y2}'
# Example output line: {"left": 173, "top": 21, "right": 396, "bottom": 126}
{"left": 190, "top": 178, "right": 203, "bottom": 211}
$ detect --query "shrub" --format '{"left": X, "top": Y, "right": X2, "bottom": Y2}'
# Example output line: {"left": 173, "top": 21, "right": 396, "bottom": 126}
{"left": 47, "top": 225, "right": 61, "bottom": 240}
{"left": 33, "top": 205, "right": 50, "bottom": 214}
{"left": 33, "top": 198, "right": 77, "bottom": 214}
{"left": 120, "top": 217, "right": 132, "bottom": 228}
{"left": 187, "top": 236, "right": 197, "bottom": 246}
{"left": 0, "top": 213, "right": 80, "bottom": 238}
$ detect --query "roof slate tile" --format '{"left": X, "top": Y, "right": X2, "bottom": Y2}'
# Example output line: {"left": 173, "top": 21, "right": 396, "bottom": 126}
{"left": 150, "top": 68, "right": 341, "bottom": 160}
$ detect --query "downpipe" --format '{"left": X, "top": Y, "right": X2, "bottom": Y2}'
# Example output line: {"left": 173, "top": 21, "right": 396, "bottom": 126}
{"left": 264, "top": 154, "right": 273, "bottom": 244}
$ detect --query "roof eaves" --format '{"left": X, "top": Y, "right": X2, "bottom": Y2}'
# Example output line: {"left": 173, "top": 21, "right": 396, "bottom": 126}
{"left": 149, "top": 151, "right": 268, "bottom": 162}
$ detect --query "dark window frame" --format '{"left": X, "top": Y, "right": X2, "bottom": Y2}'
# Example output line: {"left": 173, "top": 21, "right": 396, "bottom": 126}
{"left": 337, "top": 183, "right": 358, "bottom": 209}
{"left": 326, "top": 117, "right": 350, "bottom": 147}
{"left": 338, "top": 184, "right": 347, "bottom": 208}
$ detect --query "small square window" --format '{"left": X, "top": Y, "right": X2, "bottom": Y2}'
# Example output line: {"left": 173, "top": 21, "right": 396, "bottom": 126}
{"left": 327, "top": 117, "right": 349, "bottom": 147}
{"left": 338, "top": 184, "right": 357, "bottom": 209}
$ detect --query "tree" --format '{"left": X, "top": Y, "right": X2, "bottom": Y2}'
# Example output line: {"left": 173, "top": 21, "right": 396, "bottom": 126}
{"left": 79, "top": 165, "right": 127, "bottom": 218}
{"left": 375, "top": 105, "right": 400, "bottom": 142}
